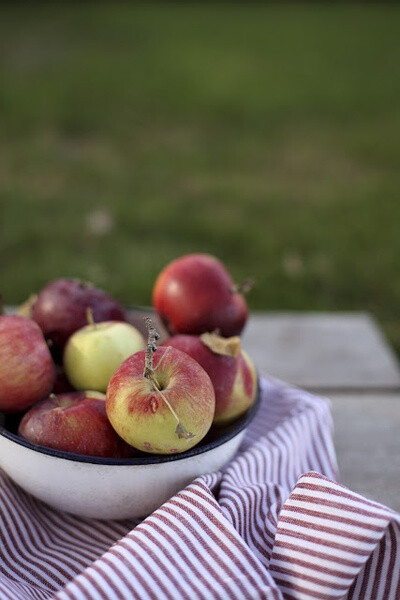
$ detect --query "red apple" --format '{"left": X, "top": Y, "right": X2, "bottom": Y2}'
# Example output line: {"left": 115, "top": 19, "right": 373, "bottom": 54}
{"left": 32, "top": 278, "right": 126, "bottom": 356}
{"left": 167, "top": 332, "right": 257, "bottom": 425}
{"left": 0, "top": 315, "right": 56, "bottom": 413}
{"left": 18, "top": 391, "right": 134, "bottom": 458}
{"left": 106, "top": 343, "right": 215, "bottom": 454}
{"left": 152, "top": 254, "right": 249, "bottom": 337}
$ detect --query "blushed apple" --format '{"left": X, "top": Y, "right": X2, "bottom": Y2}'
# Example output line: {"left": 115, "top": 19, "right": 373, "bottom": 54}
{"left": 106, "top": 319, "right": 215, "bottom": 454}
{"left": 0, "top": 315, "right": 56, "bottom": 413}
{"left": 167, "top": 332, "right": 257, "bottom": 425}
{"left": 153, "top": 254, "right": 251, "bottom": 337}
{"left": 18, "top": 391, "right": 134, "bottom": 458}
{"left": 63, "top": 318, "right": 145, "bottom": 392}
{"left": 32, "top": 278, "right": 126, "bottom": 356}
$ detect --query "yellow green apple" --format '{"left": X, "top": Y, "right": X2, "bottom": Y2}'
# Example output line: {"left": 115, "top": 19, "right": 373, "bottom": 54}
{"left": 106, "top": 345, "right": 216, "bottom": 454}
{"left": 63, "top": 320, "right": 145, "bottom": 392}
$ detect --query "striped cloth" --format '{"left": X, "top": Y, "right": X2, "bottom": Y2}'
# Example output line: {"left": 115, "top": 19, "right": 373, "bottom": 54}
{"left": 1, "top": 377, "right": 399, "bottom": 600}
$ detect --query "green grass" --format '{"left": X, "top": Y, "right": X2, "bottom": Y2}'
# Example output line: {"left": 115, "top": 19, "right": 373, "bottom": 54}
{"left": 1, "top": 3, "right": 400, "bottom": 353}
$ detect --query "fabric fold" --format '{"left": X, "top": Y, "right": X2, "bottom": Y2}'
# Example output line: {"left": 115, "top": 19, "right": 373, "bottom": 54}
{"left": 54, "top": 478, "right": 281, "bottom": 600}
{"left": 270, "top": 471, "right": 400, "bottom": 600}
{"left": 1, "top": 377, "right": 399, "bottom": 600}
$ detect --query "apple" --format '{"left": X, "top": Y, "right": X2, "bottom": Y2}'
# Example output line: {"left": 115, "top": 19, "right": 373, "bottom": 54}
{"left": 0, "top": 315, "right": 56, "bottom": 413}
{"left": 106, "top": 320, "right": 215, "bottom": 454}
{"left": 167, "top": 332, "right": 257, "bottom": 425}
{"left": 32, "top": 278, "right": 126, "bottom": 356}
{"left": 18, "top": 391, "right": 134, "bottom": 458}
{"left": 152, "top": 254, "right": 251, "bottom": 337}
{"left": 63, "top": 319, "right": 145, "bottom": 392}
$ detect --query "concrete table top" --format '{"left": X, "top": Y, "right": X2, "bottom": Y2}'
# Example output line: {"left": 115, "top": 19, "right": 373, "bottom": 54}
{"left": 331, "top": 393, "right": 400, "bottom": 511}
{"left": 242, "top": 311, "right": 400, "bottom": 511}
{"left": 241, "top": 312, "right": 400, "bottom": 391}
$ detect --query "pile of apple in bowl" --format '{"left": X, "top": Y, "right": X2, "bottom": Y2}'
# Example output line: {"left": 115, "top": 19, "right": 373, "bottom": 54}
{"left": 0, "top": 254, "right": 260, "bottom": 520}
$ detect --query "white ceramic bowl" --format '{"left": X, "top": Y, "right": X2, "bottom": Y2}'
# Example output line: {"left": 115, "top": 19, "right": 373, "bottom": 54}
{"left": 0, "top": 391, "right": 260, "bottom": 520}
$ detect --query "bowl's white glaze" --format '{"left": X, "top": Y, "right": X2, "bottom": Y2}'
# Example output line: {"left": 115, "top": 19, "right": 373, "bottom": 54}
{"left": 0, "top": 388, "right": 259, "bottom": 520}
{"left": 0, "top": 429, "right": 246, "bottom": 519}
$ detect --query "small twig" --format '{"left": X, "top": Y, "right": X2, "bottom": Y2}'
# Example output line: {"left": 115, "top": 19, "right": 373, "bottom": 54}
{"left": 49, "top": 393, "right": 60, "bottom": 406}
{"left": 158, "top": 387, "right": 195, "bottom": 441}
{"left": 143, "top": 317, "right": 160, "bottom": 379}
{"left": 86, "top": 307, "right": 96, "bottom": 327}
{"left": 231, "top": 277, "right": 255, "bottom": 295}
{"left": 16, "top": 294, "right": 37, "bottom": 318}
{"left": 155, "top": 345, "right": 172, "bottom": 371}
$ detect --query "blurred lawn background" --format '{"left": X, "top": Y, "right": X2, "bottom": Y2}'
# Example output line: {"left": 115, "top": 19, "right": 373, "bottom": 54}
{"left": 1, "top": 3, "right": 400, "bottom": 353}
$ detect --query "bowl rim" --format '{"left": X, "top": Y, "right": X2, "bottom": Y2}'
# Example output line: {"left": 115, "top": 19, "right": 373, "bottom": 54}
{"left": 0, "top": 380, "right": 261, "bottom": 466}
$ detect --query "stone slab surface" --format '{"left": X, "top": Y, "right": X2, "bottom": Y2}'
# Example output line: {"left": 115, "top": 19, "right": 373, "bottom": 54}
{"left": 330, "top": 393, "right": 400, "bottom": 512}
{"left": 242, "top": 312, "right": 400, "bottom": 390}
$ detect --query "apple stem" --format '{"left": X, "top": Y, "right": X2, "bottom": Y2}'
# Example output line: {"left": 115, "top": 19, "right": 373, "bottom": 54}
{"left": 143, "top": 317, "right": 160, "bottom": 379}
{"left": 0, "top": 295, "right": 3, "bottom": 315}
{"left": 86, "top": 307, "right": 96, "bottom": 327}
{"left": 49, "top": 393, "right": 60, "bottom": 407}
{"left": 231, "top": 277, "right": 255, "bottom": 295}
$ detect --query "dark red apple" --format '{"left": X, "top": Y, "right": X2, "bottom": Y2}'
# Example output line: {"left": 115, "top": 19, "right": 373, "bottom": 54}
{"left": 32, "top": 278, "right": 126, "bottom": 355}
{"left": 0, "top": 315, "right": 56, "bottom": 413}
{"left": 167, "top": 333, "right": 257, "bottom": 425}
{"left": 152, "top": 254, "right": 249, "bottom": 337}
{"left": 18, "top": 391, "right": 134, "bottom": 458}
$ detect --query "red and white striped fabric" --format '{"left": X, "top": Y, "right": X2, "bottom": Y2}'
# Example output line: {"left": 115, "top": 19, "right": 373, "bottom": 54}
{"left": 1, "top": 377, "right": 399, "bottom": 600}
